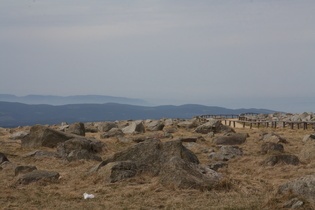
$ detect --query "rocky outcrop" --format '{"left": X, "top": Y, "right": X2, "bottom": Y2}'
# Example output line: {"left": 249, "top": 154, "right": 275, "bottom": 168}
{"left": 279, "top": 175, "right": 315, "bottom": 204}
{"left": 92, "top": 139, "right": 221, "bottom": 189}
{"left": 212, "top": 133, "right": 248, "bottom": 145}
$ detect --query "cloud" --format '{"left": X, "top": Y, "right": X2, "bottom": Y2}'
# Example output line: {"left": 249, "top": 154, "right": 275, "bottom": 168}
{"left": 1, "top": 0, "right": 315, "bottom": 111}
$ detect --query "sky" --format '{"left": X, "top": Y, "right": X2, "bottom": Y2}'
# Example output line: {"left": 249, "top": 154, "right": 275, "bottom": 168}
{"left": 1, "top": 0, "right": 315, "bottom": 112}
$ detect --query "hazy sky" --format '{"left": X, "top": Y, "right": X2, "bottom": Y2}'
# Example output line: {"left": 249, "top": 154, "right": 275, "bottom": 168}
{"left": 1, "top": 0, "right": 315, "bottom": 112}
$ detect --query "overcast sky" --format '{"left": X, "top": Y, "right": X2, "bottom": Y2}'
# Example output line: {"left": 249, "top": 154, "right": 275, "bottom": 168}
{"left": 1, "top": 0, "right": 314, "bottom": 112}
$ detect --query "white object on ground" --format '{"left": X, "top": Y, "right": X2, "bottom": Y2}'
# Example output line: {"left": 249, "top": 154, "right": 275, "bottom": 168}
{"left": 83, "top": 192, "right": 95, "bottom": 199}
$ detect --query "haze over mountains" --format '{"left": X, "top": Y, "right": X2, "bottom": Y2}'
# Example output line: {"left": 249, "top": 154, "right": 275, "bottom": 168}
{"left": 0, "top": 94, "right": 148, "bottom": 106}
{"left": 0, "top": 94, "right": 277, "bottom": 128}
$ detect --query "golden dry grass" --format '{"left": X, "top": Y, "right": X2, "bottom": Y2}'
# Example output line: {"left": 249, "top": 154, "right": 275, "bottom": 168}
{"left": 1, "top": 124, "right": 315, "bottom": 209}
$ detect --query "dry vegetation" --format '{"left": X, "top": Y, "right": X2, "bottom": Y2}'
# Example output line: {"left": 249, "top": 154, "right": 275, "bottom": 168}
{"left": 1, "top": 122, "right": 315, "bottom": 210}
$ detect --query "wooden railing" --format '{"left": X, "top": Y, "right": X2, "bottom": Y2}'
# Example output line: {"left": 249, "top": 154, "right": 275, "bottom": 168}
{"left": 194, "top": 113, "right": 315, "bottom": 130}
{"left": 222, "top": 119, "right": 315, "bottom": 130}
{"left": 195, "top": 114, "right": 239, "bottom": 120}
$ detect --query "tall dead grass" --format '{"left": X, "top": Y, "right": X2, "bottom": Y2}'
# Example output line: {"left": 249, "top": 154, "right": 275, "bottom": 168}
{"left": 1, "top": 125, "right": 315, "bottom": 209}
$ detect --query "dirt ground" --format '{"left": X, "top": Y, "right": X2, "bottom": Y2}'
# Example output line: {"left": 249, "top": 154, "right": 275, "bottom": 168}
{"left": 1, "top": 122, "right": 315, "bottom": 210}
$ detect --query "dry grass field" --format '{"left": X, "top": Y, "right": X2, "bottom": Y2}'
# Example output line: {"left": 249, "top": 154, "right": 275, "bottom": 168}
{"left": 1, "top": 121, "right": 315, "bottom": 210}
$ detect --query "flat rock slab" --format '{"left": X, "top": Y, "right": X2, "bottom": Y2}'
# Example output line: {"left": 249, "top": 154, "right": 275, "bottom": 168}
{"left": 212, "top": 133, "right": 248, "bottom": 145}
{"left": 16, "top": 170, "right": 60, "bottom": 185}
{"left": 23, "top": 150, "right": 59, "bottom": 159}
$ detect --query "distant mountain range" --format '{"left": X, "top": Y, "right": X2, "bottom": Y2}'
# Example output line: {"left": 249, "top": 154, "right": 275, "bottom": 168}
{"left": 0, "top": 94, "right": 148, "bottom": 106}
{"left": 0, "top": 101, "right": 276, "bottom": 128}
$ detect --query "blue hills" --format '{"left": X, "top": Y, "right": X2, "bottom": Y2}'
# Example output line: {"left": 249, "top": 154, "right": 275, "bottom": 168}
{"left": 0, "top": 100, "right": 276, "bottom": 128}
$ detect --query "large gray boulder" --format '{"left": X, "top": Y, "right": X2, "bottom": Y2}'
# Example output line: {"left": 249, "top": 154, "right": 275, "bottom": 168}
{"left": 97, "top": 122, "right": 118, "bottom": 132}
{"left": 57, "top": 138, "right": 105, "bottom": 161}
{"left": 122, "top": 121, "right": 145, "bottom": 134}
{"left": 260, "top": 154, "right": 300, "bottom": 166}
{"left": 65, "top": 122, "right": 85, "bottom": 136}
{"left": 21, "top": 125, "right": 75, "bottom": 148}
{"left": 208, "top": 146, "right": 243, "bottom": 161}
{"left": 300, "top": 142, "right": 315, "bottom": 160}
{"left": 279, "top": 175, "right": 315, "bottom": 204}
{"left": 259, "top": 132, "right": 288, "bottom": 144}
{"left": 261, "top": 142, "right": 284, "bottom": 154}
{"left": 194, "top": 119, "right": 223, "bottom": 134}
{"left": 159, "top": 157, "right": 221, "bottom": 190}
{"left": 145, "top": 120, "right": 165, "bottom": 131}
{"left": 100, "top": 128, "right": 124, "bottom": 139}
{"left": 99, "top": 139, "right": 199, "bottom": 175}
{"left": 212, "top": 133, "right": 248, "bottom": 145}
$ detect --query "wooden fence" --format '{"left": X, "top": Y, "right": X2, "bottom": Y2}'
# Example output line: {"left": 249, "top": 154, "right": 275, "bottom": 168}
{"left": 223, "top": 119, "right": 315, "bottom": 130}
{"left": 194, "top": 113, "right": 315, "bottom": 130}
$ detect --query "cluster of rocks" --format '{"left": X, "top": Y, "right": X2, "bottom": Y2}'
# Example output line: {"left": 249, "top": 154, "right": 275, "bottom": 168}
{"left": 91, "top": 139, "right": 222, "bottom": 189}
{"left": 0, "top": 152, "right": 60, "bottom": 185}
{"left": 1, "top": 123, "right": 107, "bottom": 185}
{"left": 21, "top": 124, "right": 106, "bottom": 162}
{"left": 244, "top": 112, "right": 315, "bottom": 122}
{"left": 3, "top": 117, "right": 315, "bottom": 207}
